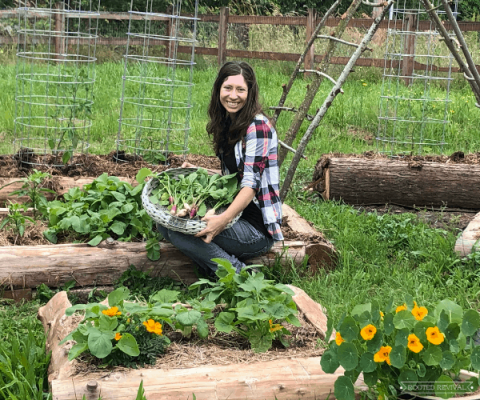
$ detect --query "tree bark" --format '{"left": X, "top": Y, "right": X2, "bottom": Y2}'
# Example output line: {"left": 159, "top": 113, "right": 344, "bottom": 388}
{"left": 311, "top": 155, "right": 480, "bottom": 209}
{"left": 0, "top": 240, "right": 326, "bottom": 289}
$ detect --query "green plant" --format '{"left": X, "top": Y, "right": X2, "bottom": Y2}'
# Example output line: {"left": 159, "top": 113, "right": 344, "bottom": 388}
{"left": 189, "top": 258, "right": 301, "bottom": 353}
{"left": 0, "top": 169, "right": 54, "bottom": 218}
{"left": 49, "top": 67, "right": 93, "bottom": 164}
{"left": 35, "top": 280, "right": 77, "bottom": 304}
{"left": 138, "top": 167, "right": 239, "bottom": 218}
{"left": 0, "top": 202, "right": 35, "bottom": 239}
{"left": 61, "top": 287, "right": 174, "bottom": 365}
{"left": 321, "top": 295, "right": 480, "bottom": 400}
{"left": 42, "top": 173, "right": 161, "bottom": 260}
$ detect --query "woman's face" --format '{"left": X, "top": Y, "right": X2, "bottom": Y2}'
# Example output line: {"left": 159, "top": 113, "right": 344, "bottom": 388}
{"left": 219, "top": 74, "right": 248, "bottom": 115}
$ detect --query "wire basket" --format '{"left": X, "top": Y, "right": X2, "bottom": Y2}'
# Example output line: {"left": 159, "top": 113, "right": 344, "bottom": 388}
{"left": 141, "top": 168, "right": 242, "bottom": 235}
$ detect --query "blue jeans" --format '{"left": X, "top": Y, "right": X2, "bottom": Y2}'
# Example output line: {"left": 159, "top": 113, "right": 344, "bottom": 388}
{"left": 157, "top": 219, "right": 274, "bottom": 277}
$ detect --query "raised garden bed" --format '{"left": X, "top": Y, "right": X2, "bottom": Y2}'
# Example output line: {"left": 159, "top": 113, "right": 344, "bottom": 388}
{"left": 38, "top": 286, "right": 344, "bottom": 400}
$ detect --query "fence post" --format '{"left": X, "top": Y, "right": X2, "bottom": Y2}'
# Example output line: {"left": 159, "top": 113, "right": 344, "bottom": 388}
{"left": 402, "top": 13, "right": 417, "bottom": 86}
{"left": 165, "top": 5, "right": 174, "bottom": 59}
{"left": 54, "top": 2, "right": 65, "bottom": 58}
{"left": 218, "top": 7, "right": 229, "bottom": 67}
{"left": 305, "top": 8, "right": 316, "bottom": 76}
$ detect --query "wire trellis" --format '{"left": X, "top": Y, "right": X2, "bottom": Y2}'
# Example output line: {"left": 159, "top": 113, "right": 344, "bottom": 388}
{"left": 115, "top": 0, "right": 199, "bottom": 164}
{"left": 376, "top": 0, "right": 459, "bottom": 156}
{"left": 14, "top": 0, "right": 99, "bottom": 167}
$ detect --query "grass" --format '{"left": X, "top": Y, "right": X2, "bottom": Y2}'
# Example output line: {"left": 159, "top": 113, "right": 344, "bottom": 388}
{"left": 1, "top": 48, "right": 480, "bottom": 398}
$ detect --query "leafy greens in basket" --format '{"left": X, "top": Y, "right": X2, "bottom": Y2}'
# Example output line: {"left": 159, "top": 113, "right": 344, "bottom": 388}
{"left": 140, "top": 167, "right": 240, "bottom": 219}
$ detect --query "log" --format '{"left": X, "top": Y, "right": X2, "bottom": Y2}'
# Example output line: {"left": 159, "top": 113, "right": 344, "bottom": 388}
{"left": 311, "top": 155, "right": 480, "bottom": 209}
{"left": 0, "top": 240, "right": 315, "bottom": 289}
{"left": 455, "top": 211, "right": 480, "bottom": 256}
{"left": 282, "top": 204, "right": 337, "bottom": 271}
{"left": 40, "top": 290, "right": 352, "bottom": 400}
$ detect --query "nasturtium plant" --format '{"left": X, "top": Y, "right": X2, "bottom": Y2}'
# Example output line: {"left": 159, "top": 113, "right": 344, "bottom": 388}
{"left": 321, "top": 296, "right": 480, "bottom": 400}
{"left": 61, "top": 287, "right": 175, "bottom": 366}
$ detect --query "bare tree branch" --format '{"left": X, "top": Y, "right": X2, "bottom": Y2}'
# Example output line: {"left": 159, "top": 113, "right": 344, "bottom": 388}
{"left": 272, "top": 0, "right": 342, "bottom": 125}
{"left": 299, "top": 69, "right": 344, "bottom": 93}
{"left": 317, "top": 35, "right": 373, "bottom": 52}
{"left": 278, "top": 140, "right": 307, "bottom": 160}
{"left": 269, "top": 106, "right": 314, "bottom": 121}
{"left": 280, "top": 0, "right": 395, "bottom": 200}
{"left": 362, "top": 0, "right": 388, "bottom": 6}
{"left": 278, "top": 0, "right": 364, "bottom": 167}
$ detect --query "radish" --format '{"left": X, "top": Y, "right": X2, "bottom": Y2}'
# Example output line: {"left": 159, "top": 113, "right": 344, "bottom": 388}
{"left": 170, "top": 205, "right": 177, "bottom": 215}
{"left": 169, "top": 196, "right": 174, "bottom": 205}
{"left": 184, "top": 202, "right": 192, "bottom": 212}
{"left": 189, "top": 207, "right": 197, "bottom": 219}
{"left": 204, "top": 209, "right": 216, "bottom": 218}
{"left": 176, "top": 208, "right": 188, "bottom": 217}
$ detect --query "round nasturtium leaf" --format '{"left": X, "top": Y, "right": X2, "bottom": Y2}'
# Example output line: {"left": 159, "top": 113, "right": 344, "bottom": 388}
{"left": 462, "top": 309, "right": 480, "bottom": 337}
{"left": 334, "top": 376, "right": 355, "bottom": 400}
{"left": 339, "top": 316, "right": 360, "bottom": 342}
{"left": 398, "top": 369, "right": 418, "bottom": 392}
{"left": 471, "top": 346, "right": 480, "bottom": 370}
{"left": 393, "top": 310, "right": 416, "bottom": 330}
{"left": 320, "top": 349, "right": 340, "bottom": 373}
{"left": 383, "top": 313, "right": 394, "bottom": 335}
{"left": 423, "top": 346, "right": 443, "bottom": 366}
{"left": 434, "top": 375, "right": 456, "bottom": 399}
{"left": 363, "top": 371, "right": 378, "bottom": 388}
{"left": 360, "top": 352, "right": 377, "bottom": 373}
{"left": 439, "top": 350, "right": 455, "bottom": 370}
{"left": 337, "top": 342, "right": 359, "bottom": 371}
{"left": 390, "top": 345, "right": 406, "bottom": 369}
{"left": 366, "top": 330, "right": 383, "bottom": 353}
{"left": 435, "top": 299, "right": 463, "bottom": 325}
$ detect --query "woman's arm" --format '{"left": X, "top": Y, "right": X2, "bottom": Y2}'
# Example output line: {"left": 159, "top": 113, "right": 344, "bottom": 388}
{"left": 194, "top": 186, "right": 255, "bottom": 243}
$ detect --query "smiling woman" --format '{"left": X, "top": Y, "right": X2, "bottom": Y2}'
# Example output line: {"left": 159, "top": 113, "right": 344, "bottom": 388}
{"left": 156, "top": 61, "right": 283, "bottom": 279}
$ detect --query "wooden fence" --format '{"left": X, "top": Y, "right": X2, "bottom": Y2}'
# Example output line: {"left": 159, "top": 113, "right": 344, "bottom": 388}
{"left": 1, "top": 7, "right": 480, "bottom": 72}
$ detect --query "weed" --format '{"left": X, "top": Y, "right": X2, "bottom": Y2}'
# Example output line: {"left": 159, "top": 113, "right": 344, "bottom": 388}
{"left": 0, "top": 202, "right": 35, "bottom": 240}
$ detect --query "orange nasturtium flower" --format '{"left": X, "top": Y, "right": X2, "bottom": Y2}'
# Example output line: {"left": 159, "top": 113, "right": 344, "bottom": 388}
{"left": 395, "top": 304, "right": 407, "bottom": 313}
{"left": 114, "top": 332, "right": 122, "bottom": 341}
{"left": 335, "top": 332, "right": 345, "bottom": 346}
{"left": 374, "top": 346, "right": 392, "bottom": 365}
{"left": 426, "top": 326, "right": 444, "bottom": 345}
{"left": 407, "top": 333, "right": 423, "bottom": 353}
{"left": 143, "top": 319, "right": 163, "bottom": 335}
{"left": 269, "top": 319, "right": 282, "bottom": 333}
{"left": 102, "top": 306, "right": 122, "bottom": 317}
{"left": 411, "top": 301, "right": 428, "bottom": 321}
{"left": 380, "top": 311, "right": 384, "bottom": 320}
{"left": 360, "top": 324, "right": 377, "bottom": 341}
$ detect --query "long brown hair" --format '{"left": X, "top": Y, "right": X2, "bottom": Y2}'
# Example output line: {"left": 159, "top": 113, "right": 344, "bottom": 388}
{"left": 207, "top": 61, "right": 262, "bottom": 155}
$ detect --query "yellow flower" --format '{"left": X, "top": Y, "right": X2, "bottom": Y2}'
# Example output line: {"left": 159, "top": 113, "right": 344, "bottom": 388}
{"left": 380, "top": 311, "right": 384, "bottom": 320}
{"left": 374, "top": 346, "right": 392, "bottom": 365}
{"left": 426, "top": 326, "right": 444, "bottom": 345}
{"left": 407, "top": 333, "right": 423, "bottom": 353}
{"left": 114, "top": 332, "right": 122, "bottom": 341}
{"left": 411, "top": 302, "right": 428, "bottom": 321}
{"left": 269, "top": 319, "right": 282, "bottom": 333}
{"left": 360, "top": 324, "right": 377, "bottom": 341}
{"left": 127, "top": 318, "right": 131, "bottom": 323}
{"left": 143, "top": 319, "right": 163, "bottom": 335}
{"left": 396, "top": 304, "right": 407, "bottom": 313}
{"left": 102, "top": 306, "right": 122, "bottom": 317}
{"left": 362, "top": 82, "right": 367, "bottom": 87}
{"left": 335, "top": 332, "right": 345, "bottom": 346}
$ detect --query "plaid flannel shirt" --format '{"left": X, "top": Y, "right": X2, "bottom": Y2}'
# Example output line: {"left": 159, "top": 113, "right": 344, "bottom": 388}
{"left": 223, "top": 114, "right": 283, "bottom": 241}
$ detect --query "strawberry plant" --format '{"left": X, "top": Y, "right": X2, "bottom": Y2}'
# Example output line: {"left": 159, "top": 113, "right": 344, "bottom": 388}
{"left": 42, "top": 173, "right": 161, "bottom": 260}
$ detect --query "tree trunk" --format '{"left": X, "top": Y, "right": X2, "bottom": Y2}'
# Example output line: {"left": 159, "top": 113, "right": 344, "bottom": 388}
{"left": 310, "top": 155, "right": 480, "bottom": 209}
{"left": 0, "top": 240, "right": 324, "bottom": 289}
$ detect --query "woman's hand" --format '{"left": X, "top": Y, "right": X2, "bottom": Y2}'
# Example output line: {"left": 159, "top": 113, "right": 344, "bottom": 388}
{"left": 181, "top": 162, "right": 197, "bottom": 168}
{"left": 194, "top": 213, "right": 229, "bottom": 243}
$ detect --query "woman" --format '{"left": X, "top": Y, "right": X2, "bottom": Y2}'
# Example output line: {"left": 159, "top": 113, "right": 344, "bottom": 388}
{"left": 157, "top": 61, "right": 283, "bottom": 277}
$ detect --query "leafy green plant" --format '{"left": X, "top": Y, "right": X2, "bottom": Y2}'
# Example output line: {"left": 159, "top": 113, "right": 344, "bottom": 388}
{"left": 0, "top": 202, "right": 35, "bottom": 238}
{"left": 42, "top": 173, "right": 161, "bottom": 260}
{"left": 321, "top": 295, "right": 480, "bottom": 400}
{"left": 0, "top": 169, "right": 54, "bottom": 218}
{"left": 138, "top": 167, "right": 239, "bottom": 218}
{"left": 189, "top": 258, "right": 301, "bottom": 353}
{"left": 61, "top": 287, "right": 173, "bottom": 365}
{"left": 36, "top": 280, "right": 76, "bottom": 304}
{"left": 49, "top": 67, "right": 92, "bottom": 164}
